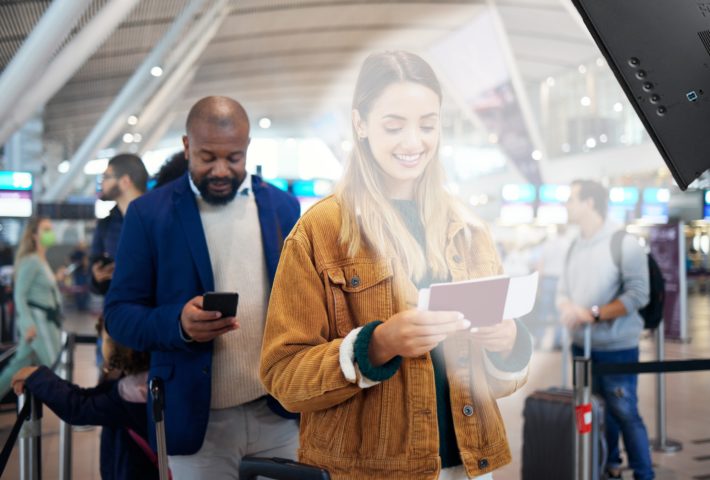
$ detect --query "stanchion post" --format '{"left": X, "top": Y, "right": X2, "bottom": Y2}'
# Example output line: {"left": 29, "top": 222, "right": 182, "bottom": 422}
{"left": 573, "top": 356, "right": 592, "bottom": 480}
{"left": 652, "top": 322, "right": 682, "bottom": 453}
{"left": 58, "top": 331, "right": 75, "bottom": 480}
{"left": 18, "top": 392, "right": 42, "bottom": 480}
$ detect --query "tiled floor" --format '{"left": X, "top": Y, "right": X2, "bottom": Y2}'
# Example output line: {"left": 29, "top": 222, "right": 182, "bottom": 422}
{"left": 1, "top": 295, "right": 709, "bottom": 479}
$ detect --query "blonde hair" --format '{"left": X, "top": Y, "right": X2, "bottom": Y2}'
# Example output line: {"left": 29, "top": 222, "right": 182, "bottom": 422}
{"left": 14, "top": 217, "right": 47, "bottom": 267}
{"left": 337, "top": 51, "right": 471, "bottom": 282}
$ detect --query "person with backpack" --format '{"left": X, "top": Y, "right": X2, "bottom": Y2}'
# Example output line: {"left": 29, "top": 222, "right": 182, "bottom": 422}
{"left": 557, "top": 179, "right": 654, "bottom": 480}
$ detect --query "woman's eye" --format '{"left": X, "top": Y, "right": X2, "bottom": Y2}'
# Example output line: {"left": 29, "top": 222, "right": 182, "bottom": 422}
{"left": 420, "top": 126, "right": 435, "bottom": 133}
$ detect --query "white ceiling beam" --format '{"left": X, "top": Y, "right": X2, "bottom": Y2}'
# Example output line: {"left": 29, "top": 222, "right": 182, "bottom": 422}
{"left": 0, "top": 0, "right": 93, "bottom": 127}
{"left": 42, "top": 0, "right": 210, "bottom": 201}
{"left": 487, "top": 0, "right": 547, "bottom": 177}
{"left": 0, "top": 0, "right": 141, "bottom": 146}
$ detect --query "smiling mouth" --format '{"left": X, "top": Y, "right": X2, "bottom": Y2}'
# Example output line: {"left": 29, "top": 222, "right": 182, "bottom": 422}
{"left": 393, "top": 152, "right": 424, "bottom": 165}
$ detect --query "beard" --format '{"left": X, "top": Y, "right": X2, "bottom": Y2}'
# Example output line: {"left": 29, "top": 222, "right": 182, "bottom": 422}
{"left": 195, "top": 176, "right": 240, "bottom": 205}
{"left": 99, "top": 184, "right": 120, "bottom": 201}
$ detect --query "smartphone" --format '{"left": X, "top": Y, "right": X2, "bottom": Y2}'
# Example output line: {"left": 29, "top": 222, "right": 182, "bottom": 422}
{"left": 202, "top": 292, "right": 239, "bottom": 318}
{"left": 97, "top": 254, "right": 114, "bottom": 267}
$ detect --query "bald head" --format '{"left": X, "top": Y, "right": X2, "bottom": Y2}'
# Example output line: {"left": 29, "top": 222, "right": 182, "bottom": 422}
{"left": 185, "top": 96, "right": 250, "bottom": 136}
{"left": 182, "top": 96, "right": 251, "bottom": 206}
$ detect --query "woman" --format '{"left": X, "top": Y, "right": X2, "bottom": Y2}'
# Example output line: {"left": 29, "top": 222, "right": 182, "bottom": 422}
{"left": 260, "top": 51, "right": 532, "bottom": 480}
{"left": 0, "top": 217, "right": 62, "bottom": 398}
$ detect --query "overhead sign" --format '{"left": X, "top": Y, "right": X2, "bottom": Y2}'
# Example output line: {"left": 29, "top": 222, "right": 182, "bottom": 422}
{"left": 0, "top": 171, "right": 33, "bottom": 218}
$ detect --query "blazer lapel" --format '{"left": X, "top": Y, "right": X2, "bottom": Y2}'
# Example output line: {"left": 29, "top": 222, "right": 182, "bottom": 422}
{"left": 173, "top": 174, "right": 214, "bottom": 292}
{"left": 252, "top": 175, "right": 280, "bottom": 284}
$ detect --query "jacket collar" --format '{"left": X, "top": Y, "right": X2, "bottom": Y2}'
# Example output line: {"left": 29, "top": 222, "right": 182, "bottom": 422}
{"left": 172, "top": 173, "right": 214, "bottom": 292}
{"left": 172, "top": 172, "right": 281, "bottom": 288}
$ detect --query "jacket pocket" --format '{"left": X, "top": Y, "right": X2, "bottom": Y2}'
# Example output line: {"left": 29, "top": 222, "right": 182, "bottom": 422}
{"left": 305, "top": 400, "right": 349, "bottom": 450}
{"left": 325, "top": 259, "right": 394, "bottom": 336}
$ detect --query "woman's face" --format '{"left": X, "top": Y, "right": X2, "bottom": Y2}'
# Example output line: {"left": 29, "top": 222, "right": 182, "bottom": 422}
{"left": 34, "top": 219, "right": 56, "bottom": 248}
{"left": 355, "top": 81, "right": 440, "bottom": 198}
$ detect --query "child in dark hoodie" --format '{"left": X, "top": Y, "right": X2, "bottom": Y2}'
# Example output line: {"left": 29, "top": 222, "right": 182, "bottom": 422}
{"left": 12, "top": 318, "right": 159, "bottom": 480}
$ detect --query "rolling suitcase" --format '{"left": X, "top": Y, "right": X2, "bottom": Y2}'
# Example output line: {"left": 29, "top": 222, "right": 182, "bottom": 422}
{"left": 521, "top": 324, "right": 607, "bottom": 479}
{"left": 239, "top": 456, "right": 331, "bottom": 480}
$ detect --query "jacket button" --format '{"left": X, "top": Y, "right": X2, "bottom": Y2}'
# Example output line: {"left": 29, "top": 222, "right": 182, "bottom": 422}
{"left": 453, "top": 254, "right": 462, "bottom": 263}
{"left": 350, "top": 275, "right": 361, "bottom": 287}
{"left": 478, "top": 458, "right": 489, "bottom": 469}
{"left": 462, "top": 405, "right": 474, "bottom": 416}
{"left": 202, "top": 367, "right": 209, "bottom": 375}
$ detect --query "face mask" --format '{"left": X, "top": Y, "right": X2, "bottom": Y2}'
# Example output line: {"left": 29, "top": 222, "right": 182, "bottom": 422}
{"left": 39, "top": 230, "right": 56, "bottom": 248}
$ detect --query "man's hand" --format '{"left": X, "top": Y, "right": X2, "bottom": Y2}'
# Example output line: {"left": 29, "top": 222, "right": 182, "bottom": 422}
{"left": 91, "top": 262, "right": 115, "bottom": 283}
{"left": 560, "top": 303, "right": 594, "bottom": 327}
{"left": 11, "top": 366, "right": 39, "bottom": 395}
{"left": 180, "top": 295, "right": 239, "bottom": 342}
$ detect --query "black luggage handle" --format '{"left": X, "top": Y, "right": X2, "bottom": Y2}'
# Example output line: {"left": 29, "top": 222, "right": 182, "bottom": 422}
{"left": 150, "top": 377, "right": 165, "bottom": 423}
{"left": 239, "top": 456, "right": 330, "bottom": 480}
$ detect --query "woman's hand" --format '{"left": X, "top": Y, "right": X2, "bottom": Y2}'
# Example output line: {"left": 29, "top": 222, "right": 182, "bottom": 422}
{"left": 369, "top": 309, "right": 470, "bottom": 366}
{"left": 469, "top": 318, "right": 517, "bottom": 356}
{"left": 11, "top": 366, "right": 39, "bottom": 395}
{"left": 25, "top": 326, "right": 37, "bottom": 343}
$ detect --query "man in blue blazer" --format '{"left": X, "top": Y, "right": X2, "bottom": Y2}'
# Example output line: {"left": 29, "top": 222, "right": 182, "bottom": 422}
{"left": 105, "top": 96, "right": 300, "bottom": 477}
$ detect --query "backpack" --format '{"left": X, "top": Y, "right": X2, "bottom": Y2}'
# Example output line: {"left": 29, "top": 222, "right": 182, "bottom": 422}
{"left": 610, "top": 231, "right": 666, "bottom": 330}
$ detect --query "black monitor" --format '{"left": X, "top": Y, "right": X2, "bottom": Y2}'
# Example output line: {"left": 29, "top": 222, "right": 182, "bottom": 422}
{"left": 572, "top": 0, "right": 710, "bottom": 190}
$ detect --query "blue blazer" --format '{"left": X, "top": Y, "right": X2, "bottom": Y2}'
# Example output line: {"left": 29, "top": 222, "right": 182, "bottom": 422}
{"left": 104, "top": 173, "right": 300, "bottom": 455}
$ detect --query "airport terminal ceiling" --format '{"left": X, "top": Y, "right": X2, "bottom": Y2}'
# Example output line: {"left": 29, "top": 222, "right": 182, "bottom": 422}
{"left": 0, "top": 0, "right": 695, "bottom": 199}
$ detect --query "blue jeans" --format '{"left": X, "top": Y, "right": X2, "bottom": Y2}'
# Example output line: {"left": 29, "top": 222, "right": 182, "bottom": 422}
{"left": 572, "top": 346, "right": 654, "bottom": 480}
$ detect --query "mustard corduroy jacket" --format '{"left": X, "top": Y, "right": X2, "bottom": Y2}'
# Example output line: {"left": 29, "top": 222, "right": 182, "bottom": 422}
{"left": 260, "top": 196, "right": 529, "bottom": 480}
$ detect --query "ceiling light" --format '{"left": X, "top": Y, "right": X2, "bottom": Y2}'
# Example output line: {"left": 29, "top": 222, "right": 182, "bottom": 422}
{"left": 259, "top": 117, "right": 271, "bottom": 129}
{"left": 127, "top": 115, "right": 138, "bottom": 126}
{"left": 531, "top": 150, "right": 543, "bottom": 161}
{"left": 122, "top": 133, "right": 134, "bottom": 143}
{"left": 580, "top": 96, "right": 591, "bottom": 107}
{"left": 546, "top": 77, "right": 555, "bottom": 87}
{"left": 578, "top": 65, "right": 587, "bottom": 74}
{"left": 613, "top": 102, "right": 623, "bottom": 112}
{"left": 586, "top": 137, "right": 597, "bottom": 148}
{"left": 133, "top": 133, "right": 142, "bottom": 143}
{"left": 150, "top": 66, "right": 163, "bottom": 77}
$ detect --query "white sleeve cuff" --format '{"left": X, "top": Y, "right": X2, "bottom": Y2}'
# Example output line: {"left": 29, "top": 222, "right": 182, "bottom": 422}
{"left": 483, "top": 352, "right": 529, "bottom": 382}
{"left": 339, "top": 327, "right": 381, "bottom": 389}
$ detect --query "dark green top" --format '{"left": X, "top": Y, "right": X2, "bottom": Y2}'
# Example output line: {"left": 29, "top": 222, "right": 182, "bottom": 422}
{"left": 353, "top": 199, "right": 460, "bottom": 467}
{"left": 353, "top": 199, "right": 533, "bottom": 469}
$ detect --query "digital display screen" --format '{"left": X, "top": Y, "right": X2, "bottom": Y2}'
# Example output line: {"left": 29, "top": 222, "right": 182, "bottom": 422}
{"left": 0, "top": 171, "right": 33, "bottom": 218}
{"left": 641, "top": 188, "right": 670, "bottom": 223}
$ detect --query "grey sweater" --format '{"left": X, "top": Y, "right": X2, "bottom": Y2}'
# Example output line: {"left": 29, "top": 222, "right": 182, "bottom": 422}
{"left": 557, "top": 221, "right": 650, "bottom": 351}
